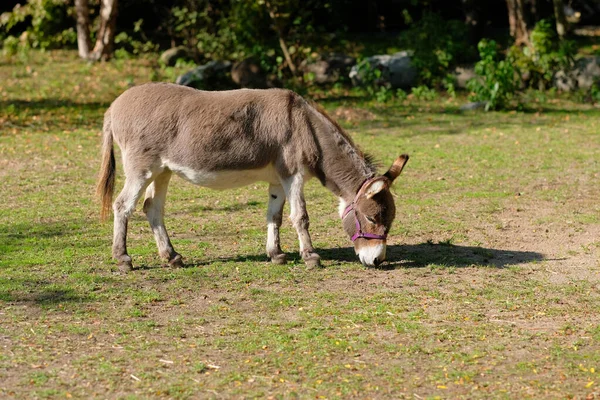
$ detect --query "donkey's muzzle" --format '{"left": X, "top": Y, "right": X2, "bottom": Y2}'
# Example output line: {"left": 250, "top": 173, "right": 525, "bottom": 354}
{"left": 357, "top": 242, "right": 386, "bottom": 267}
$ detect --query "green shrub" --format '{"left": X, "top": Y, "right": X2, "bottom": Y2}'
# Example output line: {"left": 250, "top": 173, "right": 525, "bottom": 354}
{"left": 395, "top": 88, "right": 408, "bottom": 101}
{"left": 0, "top": 0, "right": 75, "bottom": 50}
{"left": 2, "top": 35, "right": 21, "bottom": 56}
{"left": 589, "top": 79, "right": 600, "bottom": 103}
{"left": 113, "top": 20, "right": 159, "bottom": 59}
{"left": 352, "top": 60, "right": 409, "bottom": 103}
{"left": 508, "top": 19, "right": 576, "bottom": 90}
{"left": 411, "top": 85, "right": 438, "bottom": 101}
{"left": 467, "top": 39, "right": 518, "bottom": 111}
{"left": 399, "top": 12, "right": 473, "bottom": 86}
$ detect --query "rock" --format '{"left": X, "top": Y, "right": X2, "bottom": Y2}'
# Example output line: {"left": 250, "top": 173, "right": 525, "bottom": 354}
{"left": 554, "top": 56, "right": 600, "bottom": 91}
{"left": 460, "top": 101, "right": 488, "bottom": 111}
{"left": 554, "top": 69, "right": 578, "bottom": 91}
{"left": 573, "top": 56, "right": 600, "bottom": 90}
{"left": 231, "top": 57, "right": 268, "bottom": 88}
{"left": 175, "top": 61, "right": 233, "bottom": 90}
{"left": 160, "top": 47, "right": 189, "bottom": 67}
{"left": 300, "top": 53, "right": 356, "bottom": 84}
{"left": 349, "top": 51, "right": 418, "bottom": 90}
{"left": 453, "top": 65, "right": 477, "bottom": 89}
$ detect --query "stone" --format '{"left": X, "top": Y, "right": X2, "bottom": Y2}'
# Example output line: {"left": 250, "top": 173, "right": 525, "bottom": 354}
{"left": 460, "top": 101, "right": 488, "bottom": 111}
{"left": 160, "top": 47, "right": 189, "bottom": 67}
{"left": 231, "top": 57, "right": 268, "bottom": 88}
{"left": 175, "top": 60, "right": 233, "bottom": 90}
{"left": 300, "top": 53, "right": 356, "bottom": 84}
{"left": 554, "top": 69, "right": 578, "bottom": 91}
{"left": 349, "top": 51, "right": 418, "bottom": 90}
{"left": 554, "top": 56, "right": 600, "bottom": 91}
{"left": 453, "top": 65, "right": 477, "bottom": 89}
{"left": 573, "top": 56, "right": 600, "bottom": 90}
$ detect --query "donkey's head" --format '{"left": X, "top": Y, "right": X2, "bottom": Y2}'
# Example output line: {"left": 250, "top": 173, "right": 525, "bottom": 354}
{"left": 341, "top": 155, "right": 409, "bottom": 267}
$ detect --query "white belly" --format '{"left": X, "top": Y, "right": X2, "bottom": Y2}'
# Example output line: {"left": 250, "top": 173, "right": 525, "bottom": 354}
{"left": 164, "top": 160, "right": 281, "bottom": 189}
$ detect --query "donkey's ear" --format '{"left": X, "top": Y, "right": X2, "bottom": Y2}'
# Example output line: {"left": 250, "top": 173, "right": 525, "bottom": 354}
{"left": 383, "top": 154, "right": 409, "bottom": 182}
{"left": 365, "top": 178, "right": 388, "bottom": 199}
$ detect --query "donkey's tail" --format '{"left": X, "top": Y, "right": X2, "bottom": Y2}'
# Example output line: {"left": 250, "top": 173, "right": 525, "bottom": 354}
{"left": 96, "top": 108, "right": 116, "bottom": 221}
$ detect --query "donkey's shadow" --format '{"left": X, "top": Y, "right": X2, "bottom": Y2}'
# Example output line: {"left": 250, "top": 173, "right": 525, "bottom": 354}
{"left": 182, "top": 242, "right": 543, "bottom": 270}
{"left": 319, "top": 242, "right": 544, "bottom": 269}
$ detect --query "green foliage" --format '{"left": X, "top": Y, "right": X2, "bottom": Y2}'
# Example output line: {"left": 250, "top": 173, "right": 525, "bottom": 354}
{"left": 411, "top": 85, "right": 438, "bottom": 101}
{"left": 1, "top": 35, "right": 30, "bottom": 60}
{"left": 398, "top": 12, "right": 473, "bottom": 86}
{"left": 167, "top": 3, "right": 238, "bottom": 62}
{"left": 0, "top": 0, "right": 75, "bottom": 50}
{"left": 352, "top": 60, "right": 408, "bottom": 103}
{"left": 588, "top": 79, "right": 600, "bottom": 104}
{"left": 395, "top": 88, "right": 408, "bottom": 101}
{"left": 374, "top": 86, "right": 393, "bottom": 103}
{"left": 113, "top": 20, "right": 159, "bottom": 59}
{"left": 467, "top": 39, "right": 518, "bottom": 111}
{"left": 163, "top": 0, "right": 338, "bottom": 82}
{"left": 443, "top": 75, "right": 457, "bottom": 98}
{"left": 354, "top": 58, "right": 384, "bottom": 91}
{"left": 507, "top": 19, "right": 576, "bottom": 90}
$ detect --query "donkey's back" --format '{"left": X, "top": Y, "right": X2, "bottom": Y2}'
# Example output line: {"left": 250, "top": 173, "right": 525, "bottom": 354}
{"left": 108, "top": 83, "right": 307, "bottom": 175}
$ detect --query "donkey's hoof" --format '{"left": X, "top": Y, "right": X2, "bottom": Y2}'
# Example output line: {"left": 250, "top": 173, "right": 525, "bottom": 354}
{"left": 303, "top": 253, "right": 321, "bottom": 268}
{"left": 270, "top": 253, "right": 287, "bottom": 265}
{"left": 168, "top": 254, "right": 184, "bottom": 268}
{"left": 117, "top": 261, "right": 133, "bottom": 273}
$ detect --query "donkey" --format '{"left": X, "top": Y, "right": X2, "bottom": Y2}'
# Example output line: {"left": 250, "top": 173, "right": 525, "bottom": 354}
{"left": 97, "top": 83, "right": 408, "bottom": 272}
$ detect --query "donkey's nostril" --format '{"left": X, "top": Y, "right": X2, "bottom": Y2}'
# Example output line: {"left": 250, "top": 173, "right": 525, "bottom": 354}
{"left": 373, "top": 257, "right": 382, "bottom": 266}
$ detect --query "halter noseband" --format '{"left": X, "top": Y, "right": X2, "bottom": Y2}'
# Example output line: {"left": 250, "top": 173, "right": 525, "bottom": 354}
{"left": 342, "top": 178, "right": 388, "bottom": 242}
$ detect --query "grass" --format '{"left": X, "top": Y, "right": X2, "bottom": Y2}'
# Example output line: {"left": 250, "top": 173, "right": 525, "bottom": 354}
{"left": 1, "top": 50, "right": 600, "bottom": 398}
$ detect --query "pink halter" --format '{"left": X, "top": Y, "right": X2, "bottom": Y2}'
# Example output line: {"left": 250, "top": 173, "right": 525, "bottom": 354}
{"left": 342, "top": 178, "right": 388, "bottom": 242}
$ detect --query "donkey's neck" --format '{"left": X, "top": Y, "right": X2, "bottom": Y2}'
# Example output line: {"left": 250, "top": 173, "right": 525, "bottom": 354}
{"left": 308, "top": 107, "right": 377, "bottom": 202}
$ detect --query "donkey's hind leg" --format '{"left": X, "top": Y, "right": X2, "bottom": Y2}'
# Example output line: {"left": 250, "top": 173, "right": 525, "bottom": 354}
{"left": 112, "top": 173, "right": 153, "bottom": 272}
{"left": 143, "top": 170, "right": 183, "bottom": 268}
{"left": 266, "top": 184, "right": 286, "bottom": 265}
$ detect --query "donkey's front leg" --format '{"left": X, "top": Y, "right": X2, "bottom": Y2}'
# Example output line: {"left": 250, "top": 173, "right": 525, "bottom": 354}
{"left": 266, "top": 184, "right": 287, "bottom": 265}
{"left": 281, "top": 173, "right": 321, "bottom": 268}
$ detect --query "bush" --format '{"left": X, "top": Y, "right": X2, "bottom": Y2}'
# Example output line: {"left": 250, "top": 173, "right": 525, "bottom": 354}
{"left": 0, "top": 0, "right": 75, "bottom": 50}
{"left": 398, "top": 12, "right": 473, "bottom": 87}
{"left": 508, "top": 19, "right": 576, "bottom": 90}
{"left": 467, "top": 39, "right": 518, "bottom": 111}
{"left": 113, "top": 20, "right": 159, "bottom": 59}
{"left": 411, "top": 85, "right": 438, "bottom": 101}
{"left": 352, "top": 60, "right": 409, "bottom": 103}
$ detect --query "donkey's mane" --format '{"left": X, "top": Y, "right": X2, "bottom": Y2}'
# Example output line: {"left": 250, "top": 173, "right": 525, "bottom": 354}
{"left": 310, "top": 102, "right": 378, "bottom": 176}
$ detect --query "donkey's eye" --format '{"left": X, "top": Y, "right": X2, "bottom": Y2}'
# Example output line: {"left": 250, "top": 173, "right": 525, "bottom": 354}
{"left": 366, "top": 216, "right": 377, "bottom": 224}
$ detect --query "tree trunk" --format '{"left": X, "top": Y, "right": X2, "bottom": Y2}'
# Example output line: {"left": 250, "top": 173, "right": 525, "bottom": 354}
{"left": 75, "top": 0, "right": 92, "bottom": 59}
{"left": 90, "top": 0, "right": 119, "bottom": 61}
{"left": 552, "top": 0, "right": 568, "bottom": 38}
{"left": 264, "top": 1, "right": 297, "bottom": 76}
{"left": 506, "top": 0, "right": 531, "bottom": 46}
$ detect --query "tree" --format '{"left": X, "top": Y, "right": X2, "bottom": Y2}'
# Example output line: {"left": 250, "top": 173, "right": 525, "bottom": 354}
{"left": 263, "top": 0, "right": 297, "bottom": 76}
{"left": 505, "top": 0, "right": 531, "bottom": 45}
{"left": 552, "top": 0, "right": 568, "bottom": 38}
{"left": 74, "top": 0, "right": 92, "bottom": 59}
{"left": 75, "top": 0, "right": 118, "bottom": 61}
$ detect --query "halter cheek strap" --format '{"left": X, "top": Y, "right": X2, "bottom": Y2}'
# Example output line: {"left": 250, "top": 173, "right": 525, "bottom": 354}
{"left": 342, "top": 178, "right": 388, "bottom": 242}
